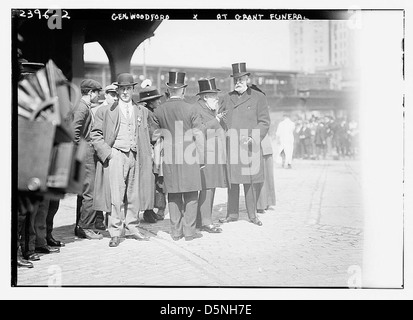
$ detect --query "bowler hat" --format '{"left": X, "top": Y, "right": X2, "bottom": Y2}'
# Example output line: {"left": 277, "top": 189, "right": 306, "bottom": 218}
{"left": 230, "top": 62, "right": 250, "bottom": 78}
{"left": 166, "top": 71, "right": 187, "bottom": 88}
{"left": 114, "top": 73, "right": 138, "bottom": 87}
{"left": 196, "top": 78, "right": 221, "bottom": 95}
{"left": 138, "top": 86, "right": 163, "bottom": 102}
{"left": 80, "top": 79, "right": 102, "bottom": 91}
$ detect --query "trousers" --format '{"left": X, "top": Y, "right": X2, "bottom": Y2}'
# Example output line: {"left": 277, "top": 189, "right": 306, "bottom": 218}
{"left": 227, "top": 183, "right": 261, "bottom": 220}
{"left": 196, "top": 188, "right": 216, "bottom": 227}
{"left": 108, "top": 148, "right": 140, "bottom": 237}
{"left": 168, "top": 192, "right": 198, "bottom": 238}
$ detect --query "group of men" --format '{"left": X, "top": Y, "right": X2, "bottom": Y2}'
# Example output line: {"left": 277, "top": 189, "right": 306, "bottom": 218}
{"left": 19, "top": 62, "right": 276, "bottom": 260}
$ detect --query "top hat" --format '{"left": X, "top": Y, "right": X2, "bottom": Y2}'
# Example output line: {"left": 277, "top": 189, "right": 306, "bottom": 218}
{"left": 230, "top": 62, "right": 250, "bottom": 78}
{"left": 80, "top": 79, "right": 103, "bottom": 91}
{"left": 114, "top": 73, "right": 138, "bottom": 87}
{"left": 138, "top": 86, "right": 163, "bottom": 102}
{"left": 196, "top": 78, "right": 221, "bottom": 95}
{"left": 166, "top": 71, "right": 187, "bottom": 88}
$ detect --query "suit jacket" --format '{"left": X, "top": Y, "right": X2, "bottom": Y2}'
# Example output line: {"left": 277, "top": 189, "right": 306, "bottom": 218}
{"left": 152, "top": 97, "right": 204, "bottom": 193}
{"left": 72, "top": 99, "right": 92, "bottom": 143}
{"left": 193, "top": 99, "right": 227, "bottom": 190}
{"left": 91, "top": 100, "right": 155, "bottom": 212}
{"left": 219, "top": 87, "right": 271, "bottom": 184}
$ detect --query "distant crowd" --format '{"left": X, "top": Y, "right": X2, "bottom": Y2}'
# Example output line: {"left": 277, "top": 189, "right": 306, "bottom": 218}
{"left": 292, "top": 115, "right": 359, "bottom": 161}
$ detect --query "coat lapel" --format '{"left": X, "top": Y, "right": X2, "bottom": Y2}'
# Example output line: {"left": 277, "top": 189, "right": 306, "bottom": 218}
{"left": 230, "top": 88, "right": 251, "bottom": 109}
{"left": 108, "top": 101, "right": 120, "bottom": 138}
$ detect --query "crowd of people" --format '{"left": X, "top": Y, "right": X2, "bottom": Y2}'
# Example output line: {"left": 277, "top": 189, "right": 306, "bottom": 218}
{"left": 292, "top": 115, "right": 359, "bottom": 161}
{"left": 274, "top": 113, "right": 359, "bottom": 168}
{"left": 17, "top": 62, "right": 277, "bottom": 268}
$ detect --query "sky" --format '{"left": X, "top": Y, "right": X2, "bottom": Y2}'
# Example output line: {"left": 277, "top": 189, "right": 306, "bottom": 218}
{"left": 84, "top": 20, "right": 291, "bottom": 71}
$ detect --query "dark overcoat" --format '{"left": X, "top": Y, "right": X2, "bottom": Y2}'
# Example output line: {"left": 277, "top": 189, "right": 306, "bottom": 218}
{"left": 90, "top": 101, "right": 155, "bottom": 212}
{"left": 193, "top": 99, "right": 227, "bottom": 190}
{"left": 152, "top": 97, "right": 204, "bottom": 194}
{"left": 219, "top": 87, "right": 271, "bottom": 184}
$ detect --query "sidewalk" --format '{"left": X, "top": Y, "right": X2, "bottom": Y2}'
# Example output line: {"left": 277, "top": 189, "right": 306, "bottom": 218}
{"left": 17, "top": 159, "right": 363, "bottom": 287}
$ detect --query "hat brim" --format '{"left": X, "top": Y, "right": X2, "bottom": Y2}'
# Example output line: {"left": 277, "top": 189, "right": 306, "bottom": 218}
{"left": 166, "top": 83, "right": 188, "bottom": 88}
{"left": 230, "top": 72, "right": 250, "bottom": 78}
{"left": 113, "top": 82, "right": 138, "bottom": 87}
{"left": 138, "top": 94, "right": 163, "bottom": 102}
{"left": 196, "top": 89, "right": 221, "bottom": 95}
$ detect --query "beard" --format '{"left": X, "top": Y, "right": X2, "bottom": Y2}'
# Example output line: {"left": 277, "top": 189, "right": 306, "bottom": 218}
{"left": 206, "top": 99, "right": 218, "bottom": 110}
{"left": 235, "top": 82, "right": 247, "bottom": 94}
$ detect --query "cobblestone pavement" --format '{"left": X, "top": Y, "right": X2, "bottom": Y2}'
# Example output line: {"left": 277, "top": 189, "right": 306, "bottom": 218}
{"left": 17, "top": 158, "right": 363, "bottom": 288}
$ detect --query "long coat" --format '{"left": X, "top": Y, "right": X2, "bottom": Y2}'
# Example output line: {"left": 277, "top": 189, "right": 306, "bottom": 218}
{"left": 193, "top": 99, "right": 227, "bottom": 190}
{"left": 219, "top": 87, "right": 271, "bottom": 184}
{"left": 152, "top": 97, "right": 204, "bottom": 194}
{"left": 90, "top": 101, "right": 155, "bottom": 212}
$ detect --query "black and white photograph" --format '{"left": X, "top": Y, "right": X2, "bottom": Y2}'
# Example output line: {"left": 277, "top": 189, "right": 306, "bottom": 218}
{"left": 3, "top": 0, "right": 412, "bottom": 301}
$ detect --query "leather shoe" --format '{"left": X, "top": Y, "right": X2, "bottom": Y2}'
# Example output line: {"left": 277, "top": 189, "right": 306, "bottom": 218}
{"left": 143, "top": 210, "right": 157, "bottom": 223}
{"left": 25, "top": 252, "right": 40, "bottom": 261}
{"left": 129, "top": 232, "right": 150, "bottom": 241}
{"left": 219, "top": 217, "right": 238, "bottom": 223}
{"left": 185, "top": 233, "right": 203, "bottom": 241}
{"left": 109, "top": 236, "right": 120, "bottom": 247}
{"left": 18, "top": 257, "right": 33, "bottom": 268}
{"left": 47, "top": 236, "right": 65, "bottom": 247}
{"left": 35, "top": 245, "right": 60, "bottom": 254}
{"left": 75, "top": 225, "right": 85, "bottom": 237}
{"left": 257, "top": 209, "right": 266, "bottom": 214}
{"left": 250, "top": 218, "right": 263, "bottom": 226}
{"left": 200, "top": 225, "right": 223, "bottom": 233}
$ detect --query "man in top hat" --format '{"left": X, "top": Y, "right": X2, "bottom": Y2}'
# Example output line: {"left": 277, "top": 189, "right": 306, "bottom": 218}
{"left": 151, "top": 71, "right": 205, "bottom": 241}
{"left": 91, "top": 73, "right": 154, "bottom": 247}
{"left": 193, "top": 78, "right": 227, "bottom": 233}
{"left": 218, "top": 62, "right": 271, "bottom": 226}
{"left": 73, "top": 78, "right": 105, "bottom": 240}
{"left": 138, "top": 82, "right": 166, "bottom": 223}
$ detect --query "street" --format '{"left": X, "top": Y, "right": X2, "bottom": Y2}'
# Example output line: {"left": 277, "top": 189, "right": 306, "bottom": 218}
{"left": 17, "top": 158, "right": 363, "bottom": 287}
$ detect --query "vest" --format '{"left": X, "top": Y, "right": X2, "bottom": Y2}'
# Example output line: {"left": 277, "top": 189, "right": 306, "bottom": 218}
{"left": 113, "top": 107, "right": 137, "bottom": 152}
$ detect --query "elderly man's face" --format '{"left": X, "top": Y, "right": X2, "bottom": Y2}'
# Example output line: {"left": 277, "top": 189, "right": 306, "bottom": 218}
{"left": 204, "top": 93, "right": 219, "bottom": 110}
{"left": 118, "top": 85, "right": 134, "bottom": 103}
{"left": 233, "top": 75, "right": 248, "bottom": 93}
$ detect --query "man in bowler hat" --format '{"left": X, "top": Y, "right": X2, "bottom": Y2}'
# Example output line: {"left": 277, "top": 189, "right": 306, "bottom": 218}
{"left": 91, "top": 73, "right": 154, "bottom": 247}
{"left": 219, "top": 63, "right": 271, "bottom": 226}
{"left": 151, "top": 71, "right": 205, "bottom": 241}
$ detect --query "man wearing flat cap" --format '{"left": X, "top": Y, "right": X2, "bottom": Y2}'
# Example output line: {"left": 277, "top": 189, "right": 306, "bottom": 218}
{"left": 193, "top": 78, "right": 227, "bottom": 234}
{"left": 218, "top": 62, "right": 271, "bottom": 226}
{"left": 91, "top": 73, "right": 154, "bottom": 247}
{"left": 73, "top": 78, "right": 105, "bottom": 240}
{"left": 151, "top": 71, "right": 205, "bottom": 241}
{"left": 92, "top": 84, "right": 118, "bottom": 117}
